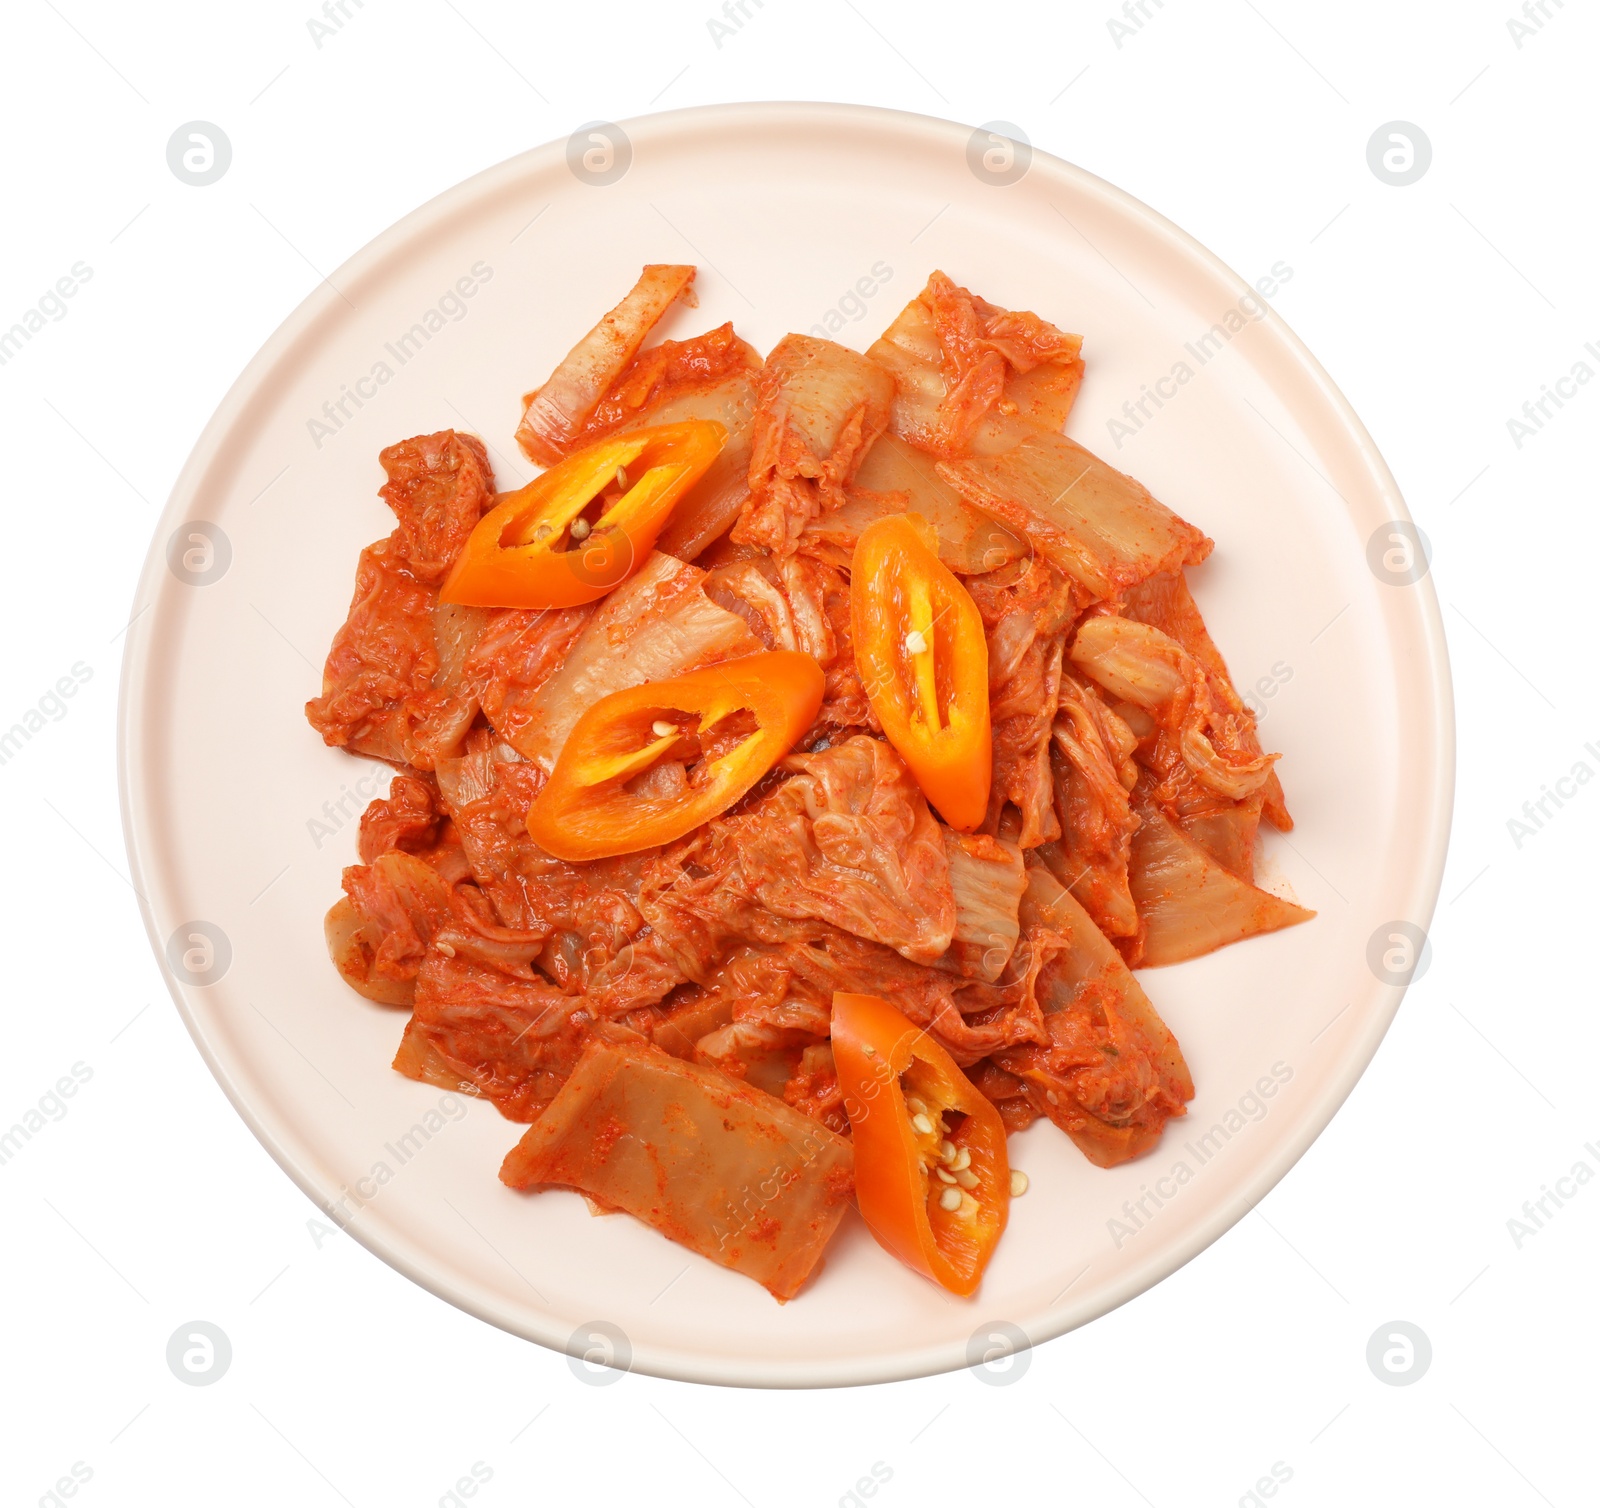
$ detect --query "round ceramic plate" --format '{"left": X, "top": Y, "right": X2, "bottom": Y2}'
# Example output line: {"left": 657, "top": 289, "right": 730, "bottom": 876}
{"left": 120, "top": 102, "right": 1453, "bottom": 1388}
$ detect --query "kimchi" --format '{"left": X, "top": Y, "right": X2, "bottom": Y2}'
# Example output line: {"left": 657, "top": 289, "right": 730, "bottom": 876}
{"left": 307, "top": 265, "right": 1312, "bottom": 1301}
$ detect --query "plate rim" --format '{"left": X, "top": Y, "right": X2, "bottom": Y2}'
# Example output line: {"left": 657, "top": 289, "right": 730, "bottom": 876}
{"left": 118, "top": 99, "right": 1456, "bottom": 1389}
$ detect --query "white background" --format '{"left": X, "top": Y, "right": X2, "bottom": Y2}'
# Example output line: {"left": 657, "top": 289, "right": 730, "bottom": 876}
{"left": 1, "top": 1, "right": 1594, "bottom": 1504}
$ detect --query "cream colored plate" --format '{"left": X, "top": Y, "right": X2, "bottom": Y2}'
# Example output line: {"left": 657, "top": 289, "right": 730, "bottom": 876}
{"left": 120, "top": 103, "right": 1453, "bottom": 1387}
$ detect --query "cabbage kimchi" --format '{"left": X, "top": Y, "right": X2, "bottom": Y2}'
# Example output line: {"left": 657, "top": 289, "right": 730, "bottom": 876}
{"left": 307, "top": 263, "right": 1312, "bottom": 1301}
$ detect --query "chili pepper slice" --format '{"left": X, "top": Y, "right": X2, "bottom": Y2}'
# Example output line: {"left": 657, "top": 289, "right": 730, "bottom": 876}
{"left": 440, "top": 420, "right": 726, "bottom": 609}
{"left": 526, "top": 650, "right": 824, "bottom": 861}
{"left": 850, "top": 513, "right": 991, "bottom": 831}
{"left": 830, "top": 991, "right": 1010, "bottom": 1296}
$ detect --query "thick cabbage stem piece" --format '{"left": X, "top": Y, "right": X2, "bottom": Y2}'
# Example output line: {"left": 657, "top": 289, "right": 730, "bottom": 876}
{"left": 995, "top": 866, "right": 1193, "bottom": 1167}
{"left": 516, "top": 264, "right": 696, "bottom": 465}
{"left": 938, "top": 435, "right": 1212, "bottom": 601}
{"left": 507, "top": 552, "right": 761, "bottom": 772}
{"left": 809, "top": 433, "right": 1029, "bottom": 576}
{"left": 942, "top": 831, "right": 1027, "bottom": 981}
{"left": 1128, "top": 795, "right": 1314, "bottom": 967}
{"left": 649, "top": 365, "right": 763, "bottom": 561}
{"left": 499, "top": 1035, "right": 854, "bottom": 1301}
{"left": 1179, "top": 797, "right": 1264, "bottom": 881}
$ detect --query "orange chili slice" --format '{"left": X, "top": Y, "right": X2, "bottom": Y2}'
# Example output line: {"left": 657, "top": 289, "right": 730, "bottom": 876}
{"left": 850, "top": 513, "right": 992, "bottom": 830}
{"left": 830, "top": 991, "right": 1010, "bottom": 1296}
{"left": 440, "top": 420, "right": 726, "bottom": 609}
{"left": 526, "top": 651, "right": 824, "bottom": 861}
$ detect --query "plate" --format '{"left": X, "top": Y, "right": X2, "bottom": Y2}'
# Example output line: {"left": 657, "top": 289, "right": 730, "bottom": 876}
{"left": 119, "top": 102, "right": 1453, "bottom": 1387}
